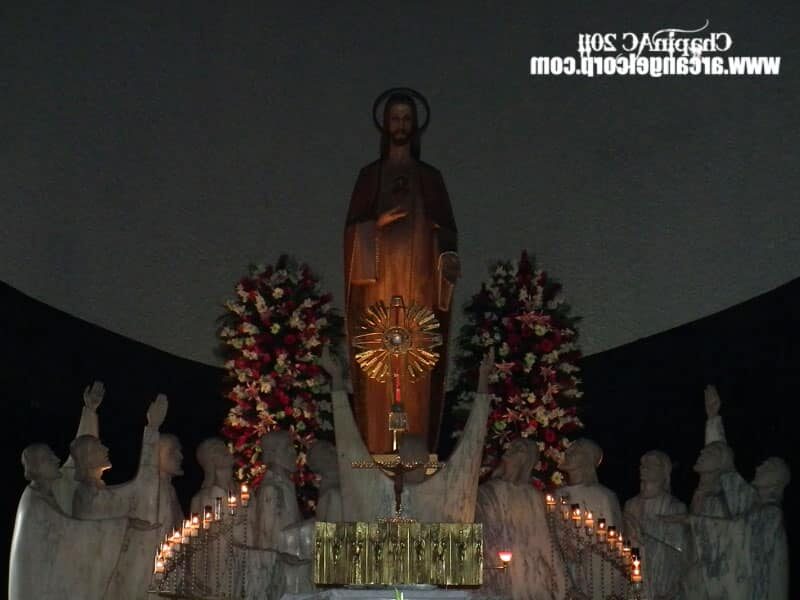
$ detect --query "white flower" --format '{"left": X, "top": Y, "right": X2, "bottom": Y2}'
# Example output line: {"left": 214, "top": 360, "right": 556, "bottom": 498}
{"left": 498, "top": 342, "right": 510, "bottom": 357}
{"left": 272, "top": 287, "right": 284, "bottom": 299}
{"left": 550, "top": 471, "right": 564, "bottom": 486}
{"left": 270, "top": 323, "right": 281, "bottom": 334}
{"left": 524, "top": 352, "right": 536, "bottom": 366}
{"left": 255, "top": 294, "right": 268, "bottom": 315}
{"left": 495, "top": 297, "right": 506, "bottom": 308}
{"left": 225, "top": 300, "right": 245, "bottom": 316}
{"left": 241, "top": 322, "right": 259, "bottom": 334}
{"left": 534, "top": 324, "right": 548, "bottom": 337}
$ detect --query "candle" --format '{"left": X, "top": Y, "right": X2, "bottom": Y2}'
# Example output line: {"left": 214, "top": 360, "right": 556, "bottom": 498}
{"left": 181, "top": 519, "right": 192, "bottom": 544}
{"left": 545, "top": 494, "right": 556, "bottom": 513}
{"left": 498, "top": 550, "right": 513, "bottom": 568}
{"left": 571, "top": 504, "right": 582, "bottom": 528}
{"left": 584, "top": 510, "right": 594, "bottom": 534}
{"left": 607, "top": 525, "right": 618, "bottom": 548}
{"left": 154, "top": 557, "right": 166, "bottom": 575}
{"left": 228, "top": 490, "right": 238, "bottom": 515}
{"left": 616, "top": 533, "right": 625, "bottom": 555}
{"left": 190, "top": 513, "right": 201, "bottom": 536}
{"left": 203, "top": 505, "right": 213, "bottom": 529}
{"left": 631, "top": 556, "right": 643, "bottom": 583}
{"left": 160, "top": 542, "right": 173, "bottom": 559}
{"left": 214, "top": 497, "right": 223, "bottom": 521}
{"left": 596, "top": 518, "right": 607, "bottom": 543}
{"left": 622, "top": 541, "right": 632, "bottom": 564}
{"left": 240, "top": 483, "right": 251, "bottom": 507}
{"left": 559, "top": 497, "right": 570, "bottom": 521}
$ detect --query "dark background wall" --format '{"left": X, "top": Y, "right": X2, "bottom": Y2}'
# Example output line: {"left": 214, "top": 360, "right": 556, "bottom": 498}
{"left": 3, "top": 277, "right": 797, "bottom": 594}
{"left": 1, "top": 1, "right": 798, "bottom": 366}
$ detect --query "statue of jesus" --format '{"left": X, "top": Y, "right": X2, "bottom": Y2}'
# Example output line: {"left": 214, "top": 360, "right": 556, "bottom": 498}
{"left": 344, "top": 89, "right": 459, "bottom": 453}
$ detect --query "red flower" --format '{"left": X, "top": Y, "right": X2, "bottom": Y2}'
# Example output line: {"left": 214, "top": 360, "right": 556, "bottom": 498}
{"left": 543, "top": 428, "right": 557, "bottom": 443}
{"left": 283, "top": 334, "right": 297, "bottom": 346}
{"left": 538, "top": 339, "right": 554, "bottom": 353}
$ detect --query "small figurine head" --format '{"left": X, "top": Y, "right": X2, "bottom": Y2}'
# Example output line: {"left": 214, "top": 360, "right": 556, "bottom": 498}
{"left": 639, "top": 450, "right": 672, "bottom": 494}
{"left": 693, "top": 441, "right": 735, "bottom": 474}
{"left": 159, "top": 433, "right": 184, "bottom": 478}
{"left": 753, "top": 457, "right": 791, "bottom": 504}
{"left": 21, "top": 443, "right": 61, "bottom": 483}
{"left": 259, "top": 430, "right": 296, "bottom": 473}
{"left": 70, "top": 434, "right": 111, "bottom": 481}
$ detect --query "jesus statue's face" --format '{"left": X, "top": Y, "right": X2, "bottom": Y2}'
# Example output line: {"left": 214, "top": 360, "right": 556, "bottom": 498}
{"left": 387, "top": 102, "right": 414, "bottom": 146}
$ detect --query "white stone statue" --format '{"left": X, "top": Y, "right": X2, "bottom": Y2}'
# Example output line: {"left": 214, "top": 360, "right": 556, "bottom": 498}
{"left": 9, "top": 443, "right": 131, "bottom": 600}
{"left": 558, "top": 438, "right": 623, "bottom": 530}
{"left": 52, "top": 380, "right": 105, "bottom": 515}
{"left": 71, "top": 393, "right": 166, "bottom": 522}
{"left": 678, "top": 385, "right": 790, "bottom": 600}
{"left": 322, "top": 345, "right": 495, "bottom": 523}
{"left": 555, "top": 438, "right": 625, "bottom": 600}
{"left": 280, "top": 518, "right": 317, "bottom": 595}
{"left": 239, "top": 429, "right": 302, "bottom": 600}
{"left": 190, "top": 436, "right": 234, "bottom": 516}
{"left": 623, "top": 450, "right": 688, "bottom": 600}
{"left": 476, "top": 437, "right": 566, "bottom": 600}
{"left": 156, "top": 433, "right": 185, "bottom": 540}
{"left": 70, "top": 393, "right": 168, "bottom": 600}
{"left": 306, "top": 439, "right": 343, "bottom": 522}
{"left": 690, "top": 385, "right": 736, "bottom": 518}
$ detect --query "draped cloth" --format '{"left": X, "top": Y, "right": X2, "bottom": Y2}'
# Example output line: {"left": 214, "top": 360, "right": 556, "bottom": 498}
{"left": 333, "top": 388, "right": 490, "bottom": 523}
{"left": 623, "top": 493, "right": 688, "bottom": 600}
{"left": 9, "top": 486, "right": 128, "bottom": 600}
{"left": 686, "top": 471, "right": 788, "bottom": 600}
{"left": 344, "top": 159, "right": 457, "bottom": 453}
{"left": 476, "top": 479, "right": 566, "bottom": 600}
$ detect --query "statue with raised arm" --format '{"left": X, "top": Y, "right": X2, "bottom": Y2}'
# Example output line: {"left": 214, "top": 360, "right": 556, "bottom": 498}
{"left": 344, "top": 89, "right": 459, "bottom": 454}
{"left": 476, "top": 437, "right": 567, "bottom": 600}
{"left": 679, "top": 385, "right": 790, "bottom": 600}
{"left": 9, "top": 443, "right": 130, "bottom": 600}
{"left": 323, "top": 344, "right": 493, "bottom": 523}
{"left": 71, "top": 393, "right": 166, "bottom": 522}
{"left": 52, "top": 380, "right": 105, "bottom": 514}
{"left": 71, "top": 393, "right": 167, "bottom": 600}
{"left": 623, "top": 450, "right": 688, "bottom": 600}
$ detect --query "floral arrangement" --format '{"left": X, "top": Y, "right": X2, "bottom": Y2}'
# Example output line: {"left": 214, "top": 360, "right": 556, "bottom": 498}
{"left": 218, "top": 255, "right": 343, "bottom": 511}
{"left": 449, "top": 251, "right": 584, "bottom": 489}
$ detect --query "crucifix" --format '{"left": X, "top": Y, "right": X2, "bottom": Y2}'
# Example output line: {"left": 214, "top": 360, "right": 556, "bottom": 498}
{"left": 351, "top": 295, "right": 445, "bottom": 517}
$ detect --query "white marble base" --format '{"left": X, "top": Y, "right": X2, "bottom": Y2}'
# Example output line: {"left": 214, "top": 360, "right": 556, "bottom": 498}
{"left": 283, "top": 587, "right": 479, "bottom": 600}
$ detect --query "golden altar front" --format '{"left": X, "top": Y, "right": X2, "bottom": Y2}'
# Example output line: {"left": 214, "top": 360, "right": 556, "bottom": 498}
{"left": 313, "top": 522, "right": 483, "bottom": 587}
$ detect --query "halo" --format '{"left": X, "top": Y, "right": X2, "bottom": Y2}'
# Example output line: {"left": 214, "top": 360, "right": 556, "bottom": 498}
{"left": 372, "top": 87, "right": 430, "bottom": 132}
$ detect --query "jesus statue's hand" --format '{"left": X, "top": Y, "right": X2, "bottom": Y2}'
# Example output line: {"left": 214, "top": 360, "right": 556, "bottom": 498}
{"left": 377, "top": 206, "right": 408, "bottom": 228}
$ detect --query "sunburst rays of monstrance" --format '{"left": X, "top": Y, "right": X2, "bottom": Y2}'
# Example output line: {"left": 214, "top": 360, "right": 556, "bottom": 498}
{"left": 352, "top": 295, "right": 442, "bottom": 452}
